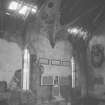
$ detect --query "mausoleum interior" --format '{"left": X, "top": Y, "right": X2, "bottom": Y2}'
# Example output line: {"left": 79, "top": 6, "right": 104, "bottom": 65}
{"left": 0, "top": 0, "right": 105, "bottom": 105}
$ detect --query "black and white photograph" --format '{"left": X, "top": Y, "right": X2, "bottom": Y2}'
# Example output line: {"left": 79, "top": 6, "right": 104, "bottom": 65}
{"left": 0, "top": 0, "right": 105, "bottom": 105}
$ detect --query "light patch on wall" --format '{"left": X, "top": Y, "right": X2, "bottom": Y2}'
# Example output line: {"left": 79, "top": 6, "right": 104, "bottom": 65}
{"left": 89, "top": 36, "right": 105, "bottom": 51}
{"left": 0, "top": 39, "right": 22, "bottom": 83}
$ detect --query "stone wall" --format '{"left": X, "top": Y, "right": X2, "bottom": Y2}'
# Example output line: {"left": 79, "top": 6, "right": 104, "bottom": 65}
{"left": 28, "top": 33, "right": 73, "bottom": 102}
{"left": 0, "top": 38, "right": 22, "bottom": 83}
{"left": 88, "top": 35, "right": 105, "bottom": 98}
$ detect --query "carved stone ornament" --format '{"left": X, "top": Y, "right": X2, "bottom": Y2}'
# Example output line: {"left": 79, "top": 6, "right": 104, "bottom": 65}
{"left": 91, "top": 44, "right": 104, "bottom": 68}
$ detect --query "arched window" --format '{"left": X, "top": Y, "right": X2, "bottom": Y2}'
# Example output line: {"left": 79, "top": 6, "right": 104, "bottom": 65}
{"left": 22, "top": 48, "right": 30, "bottom": 90}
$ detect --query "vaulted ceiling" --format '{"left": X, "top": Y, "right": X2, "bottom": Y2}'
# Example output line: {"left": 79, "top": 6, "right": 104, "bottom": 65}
{"left": 0, "top": 0, "right": 105, "bottom": 46}
{"left": 60, "top": 0, "right": 105, "bottom": 32}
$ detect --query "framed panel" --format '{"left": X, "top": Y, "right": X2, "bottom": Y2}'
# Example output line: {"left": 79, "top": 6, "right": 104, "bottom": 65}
{"left": 61, "top": 61, "right": 70, "bottom": 66}
{"left": 38, "top": 58, "right": 49, "bottom": 65}
{"left": 51, "top": 59, "right": 60, "bottom": 65}
{"left": 41, "top": 76, "right": 54, "bottom": 85}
